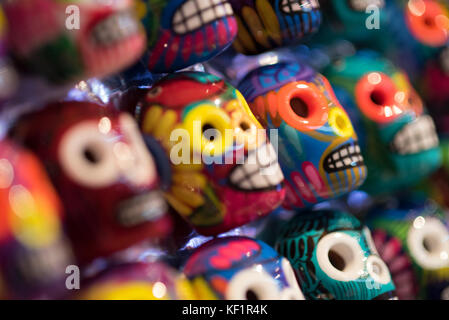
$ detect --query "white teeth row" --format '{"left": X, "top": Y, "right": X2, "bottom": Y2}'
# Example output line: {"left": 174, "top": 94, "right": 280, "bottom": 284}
{"left": 230, "top": 143, "right": 284, "bottom": 190}
{"left": 91, "top": 11, "right": 139, "bottom": 46}
{"left": 349, "top": 0, "right": 385, "bottom": 12}
{"left": 117, "top": 191, "right": 167, "bottom": 227}
{"left": 173, "top": 0, "right": 232, "bottom": 34}
{"left": 392, "top": 115, "right": 439, "bottom": 155}
{"left": 281, "top": 0, "right": 320, "bottom": 13}
{"left": 325, "top": 143, "right": 364, "bottom": 172}
{"left": 18, "top": 241, "right": 72, "bottom": 283}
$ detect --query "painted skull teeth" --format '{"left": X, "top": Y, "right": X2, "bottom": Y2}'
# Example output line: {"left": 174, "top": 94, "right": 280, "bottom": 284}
{"left": 229, "top": 143, "right": 284, "bottom": 191}
{"left": 281, "top": 0, "right": 320, "bottom": 14}
{"left": 348, "top": 0, "right": 384, "bottom": 12}
{"left": 172, "top": 0, "right": 233, "bottom": 35}
{"left": 17, "top": 242, "right": 71, "bottom": 284}
{"left": 391, "top": 115, "right": 439, "bottom": 155}
{"left": 323, "top": 142, "right": 364, "bottom": 173}
{"left": 116, "top": 191, "right": 168, "bottom": 227}
{"left": 91, "top": 11, "right": 140, "bottom": 47}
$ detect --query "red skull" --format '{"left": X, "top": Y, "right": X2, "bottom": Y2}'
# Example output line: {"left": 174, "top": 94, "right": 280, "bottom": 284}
{"left": 8, "top": 101, "right": 172, "bottom": 264}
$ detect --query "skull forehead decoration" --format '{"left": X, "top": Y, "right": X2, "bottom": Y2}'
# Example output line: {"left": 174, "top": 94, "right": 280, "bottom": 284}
{"left": 0, "top": 139, "right": 74, "bottom": 299}
{"left": 8, "top": 101, "right": 172, "bottom": 264}
{"left": 79, "top": 262, "right": 196, "bottom": 300}
{"left": 323, "top": 52, "right": 441, "bottom": 195}
{"left": 183, "top": 236, "right": 305, "bottom": 300}
{"left": 238, "top": 61, "right": 367, "bottom": 210}
{"left": 135, "top": 0, "right": 237, "bottom": 73}
{"left": 3, "top": 0, "right": 146, "bottom": 83}
{"left": 131, "top": 71, "right": 285, "bottom": 236}
{"left": 229, "top": 0, "right": 321, "bottom": 55}
{"left": 366, "top": 196, "right": 449, "bottom": 300}
{"left": 275, "top": 210, "right": 397, "bottom": 300}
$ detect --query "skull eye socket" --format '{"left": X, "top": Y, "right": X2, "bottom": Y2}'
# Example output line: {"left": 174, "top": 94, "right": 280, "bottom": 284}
{"left": 59, "top": 121, "right": 119, "bottom": 188}
{"left": 407, "top": 217, "right": 449, "bottom": 270}
{"left": 355, "top": 72, "right": 407, "bottom": 123}
{"left": 405, "top": 0, "right": 449, "bottom": 47}
{"left": 184, "top": 104, "right": 233, "bottom": 156}
{"left": 316, "top": 232, "right": 365, "bottom": 282}
{"left": 277, "top": 81, "right": 329, "bottom": 131}
{"left": 226, "top": 268, "right": 289, "bottom": 300}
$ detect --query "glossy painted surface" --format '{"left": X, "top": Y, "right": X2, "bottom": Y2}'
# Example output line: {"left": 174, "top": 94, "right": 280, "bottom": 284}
{"left": 229, "top": 0, "right": 321, "bottom": 55}
{"left": 136, "top": 0, "right": 237, "bottom": 73}
{"left": 3, "top": 0, "right": 146, "bottom": 83}
{"left": 0, "top": 139, "right": 73, "bottom": 299}
{"left": 380, "top": 0, "right": 449, "bottom": 77}
{"left": 183, "top": 236, "right": 304, "bottom": 299}
{"left": 324, "top": 51, "right": 441, "bottom": 195}
{"left": 8, "top": 101, "right": 172, "bottom": 264}
{"left": 79, "top": 262, "right": 195, "bottom": 300}
{"left": 276, "top": 210, "right": 397, "bottom": 300}
{"left": 366, "top": 196, "right": 449, "bottom": 300}
{"left": 131, "top": 72, "right": 285, "bottom": 235}
{"left": 238, "top": 61, "right": 366, "bottom": 210}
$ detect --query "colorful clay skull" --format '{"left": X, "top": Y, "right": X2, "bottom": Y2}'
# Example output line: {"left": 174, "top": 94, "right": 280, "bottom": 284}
{"left": 130, "top": 72, "right": 285, "bottom": 236}
{"left": 136, "top": 0, "right": 237, "bottom": 73}
{"left": 229, "top": 0, "right": 321, "bottom": 55}
{"left": 3, "top": 0, "right": 146, "bottom": 83}
{"left": 316, "top": 0, "right": 387, "bottom": 44}
{"left": 0, "top": 139, "right": 74, "bottom": 299}
{"left": 183, "top": 236, "right": 304, "bottom": 299}
{"left": 380, "top": 0, "right": 449, "bottom": 77}
{"left": 237, "top": 61, "right": 367, "bottom": 210}
{"left": 275, "top": 209, "right": 397, "bottom": 300}
{"left": 323, "top": 51, "right": 441, "bottom": 195}
{"left": 78, "top": 262, "right": 195, "bottom": 300}
{"left": 8, "top": 101, "right": 172, "bottom": 264}
{"left": 366, "top": 196, "right": 449, "bottom": 300}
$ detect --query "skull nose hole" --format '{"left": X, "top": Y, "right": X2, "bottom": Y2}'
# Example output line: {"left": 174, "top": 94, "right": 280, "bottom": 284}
{"left": 329, "top": 249, "right": 347, "bottom": 271}
{"left": 290, "top": 97, "right": 309, "bottom": 118}
{"left": 370, "top": 89, "right": 386, "bottom": 106}
{"left": 83, "top": 147, "right": 100, "bottom": 164}
{"left": 240, "top": 121, "right": 251, "bottom": 131}
{"left": 245, "top": 289, "right": 259, "bottom": 300}
{"left": 335, "top": 115, "right": 348, "bottom": 132}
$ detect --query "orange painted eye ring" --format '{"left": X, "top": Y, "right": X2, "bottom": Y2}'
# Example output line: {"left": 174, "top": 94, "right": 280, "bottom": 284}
{"left": 277, "top": 81, "right": 329, "bottom": 131}
{"left": 405, "top": 0, "right": 449, "bottom": 47}
{"left": 355, "top": 72, "right": 406, "bottom": 123}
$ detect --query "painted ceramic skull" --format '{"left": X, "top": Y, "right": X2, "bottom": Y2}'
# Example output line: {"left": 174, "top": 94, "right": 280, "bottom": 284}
{"left": 8, "top": 101, "right": 172, "bottom": 264}
{"left": 317, "top": 0, "right": 387, "bottom": 43}
{"left": 229, "top": 0, "right": 321, "bottom": 55}
{"left": 0, "top": 139, "right": 74, "bottom": 299}
{"left": 323, "top": 51, "right": 441, "bottom": 195}
{"left": 275, "top": 209, "right": 397, "bottom": 300}
{"left": 3, "top": 0, "right": 146, "bottom": 83}
{"left": 183, "top": 236, "right": 304, "bottom": 299}
{"left": 366, "top": 196, "right": 449, "bottom": 300}
{"left": 130, "top": 72, "right": 285, "bottom": 236}
{"left": 238, "top": 61, "right": 367, "bottom": 210}
{"left": 379, "top": 0, "right": 449, "bottom": 77}
{"left": 78, "top": 262, "right": 195, "bottom": 300}
{"left": 135, "top": 0, "right": 237, "bottom": 73}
